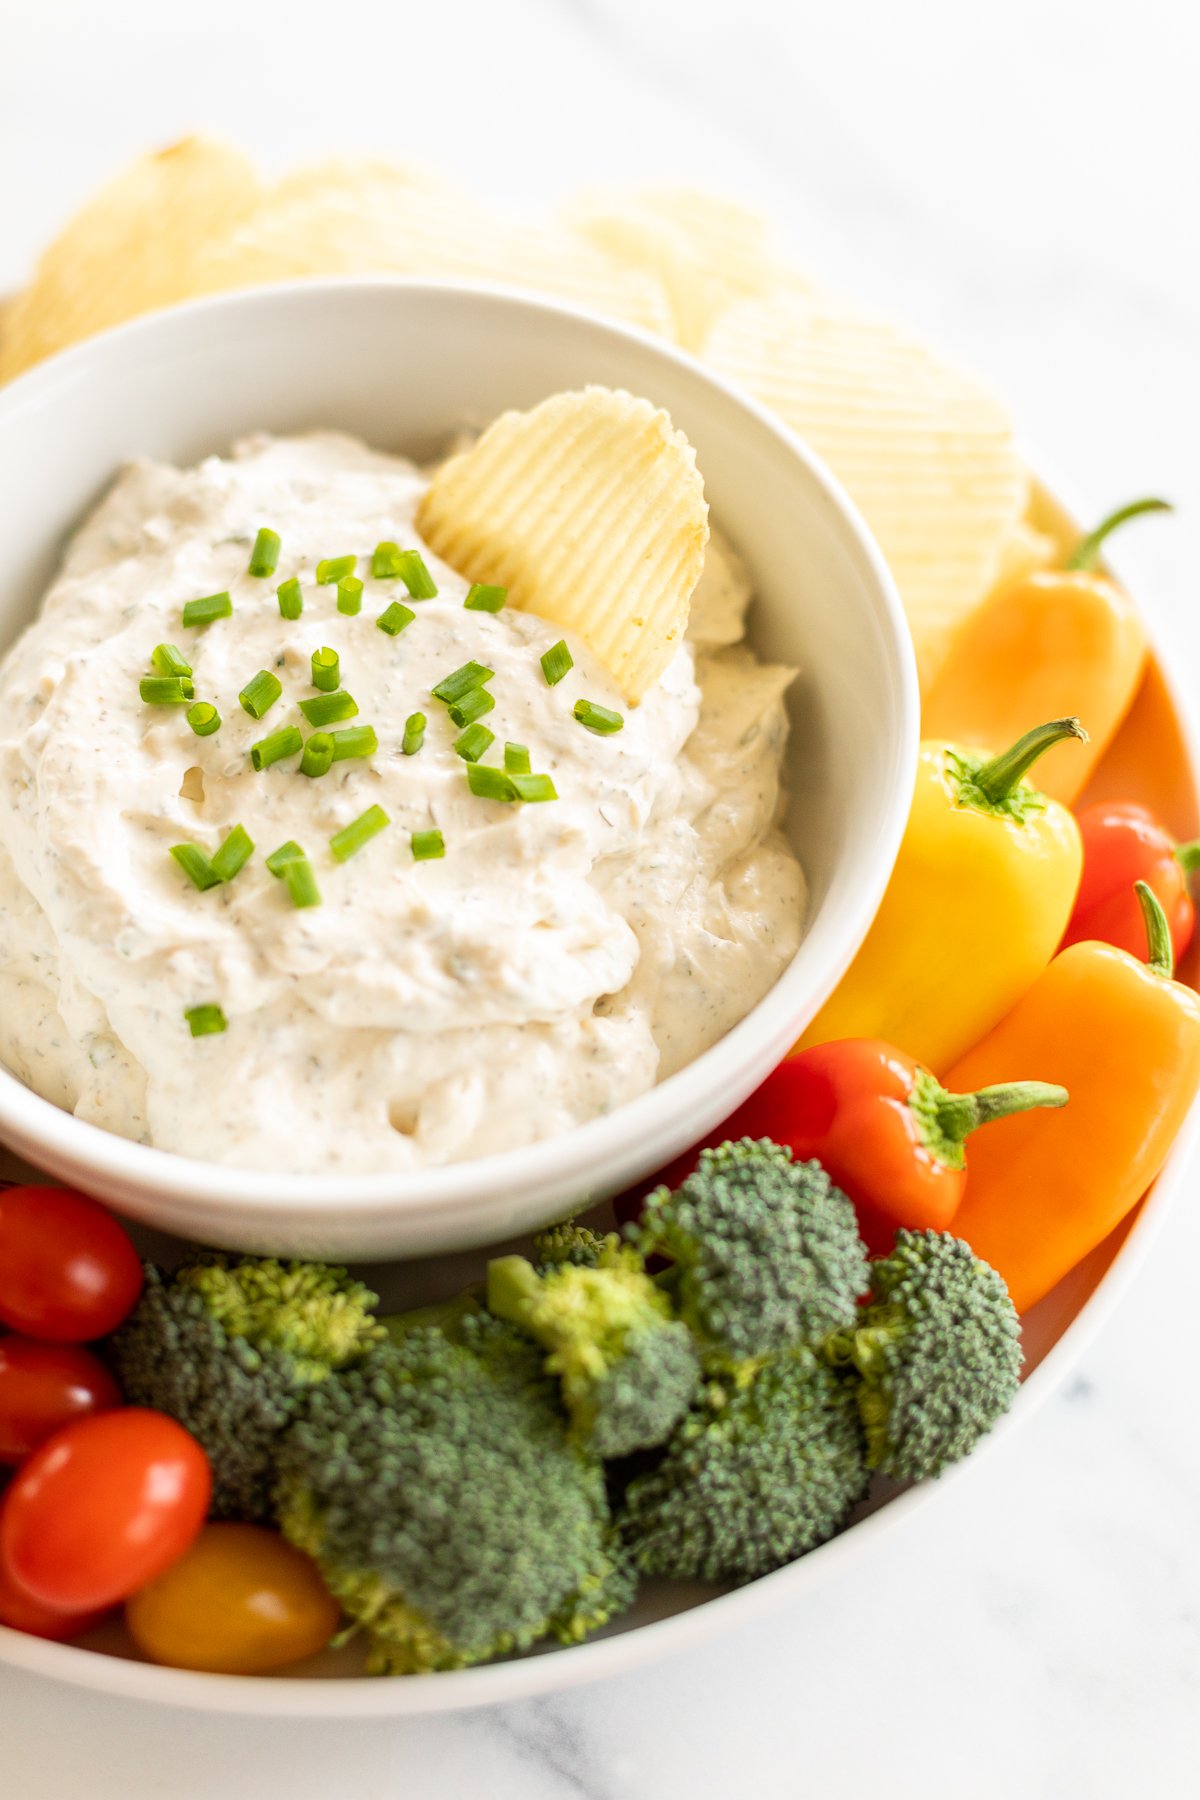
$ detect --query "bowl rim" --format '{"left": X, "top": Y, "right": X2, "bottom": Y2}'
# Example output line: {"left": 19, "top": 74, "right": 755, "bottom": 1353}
{"left": 0, "top": 276, "right": 920, "bottom": 1228}
{"left": 0, "top": 427, "right": 1191, "bottom": 1713}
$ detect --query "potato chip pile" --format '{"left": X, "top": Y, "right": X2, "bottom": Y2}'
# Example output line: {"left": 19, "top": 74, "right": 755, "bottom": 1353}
{"left": 0, "top": 137, "right": 1044, "bottom": 693}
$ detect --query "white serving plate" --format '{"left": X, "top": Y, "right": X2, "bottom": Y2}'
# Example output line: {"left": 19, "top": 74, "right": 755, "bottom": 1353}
{"left": 0, "top": 316, "right": 1193, "bottom": 1714}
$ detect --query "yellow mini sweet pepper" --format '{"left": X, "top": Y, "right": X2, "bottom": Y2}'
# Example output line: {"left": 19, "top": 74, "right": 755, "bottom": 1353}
{"left": 797, "top": 717, "right": 1085, "bottom": 1074}
{"left": 922, "top": 499, "right": 1168, "bottom": 805}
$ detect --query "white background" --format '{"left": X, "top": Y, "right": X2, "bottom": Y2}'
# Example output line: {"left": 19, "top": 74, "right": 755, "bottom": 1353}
{"left": 2, "top": 2, "right": 1199, "bottom": 1795}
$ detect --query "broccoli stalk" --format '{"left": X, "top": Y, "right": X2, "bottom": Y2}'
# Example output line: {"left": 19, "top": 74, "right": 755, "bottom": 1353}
{"left": 275, "top": 1312, "right": 634, "bottom": 1673}
{"left": 619, "top": 1347, "right": 868, "bottom": 1582}
{"left": 633, "top": 1138, "right": 869, "bottom": 1363}
{"left": 826, "top": 1228, "right": 1022, "bottom": 1481}
{"left": 487, "top": 1238, "right": 700, "bottom": 1458}
{"left": 107, "top": 1256, "right": 385, "bottom": 1521}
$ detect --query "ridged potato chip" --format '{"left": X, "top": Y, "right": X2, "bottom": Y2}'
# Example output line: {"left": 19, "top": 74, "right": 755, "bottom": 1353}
{"left": 564, "top": 187, "right": 797, "bottom": 350}
{"left": 704, "top": 289, "right": 1028, "bottom": 690}
{"left": 417, "top": 388, "right": 709, "bottom": 703}
{"left": 0, "top": 138, "right": 262, "bottom": 381}
{"left": 189, "top": 162, "right": 672, "bottom": 337}
{"left": 266, "top": 155, "right": 454, "bottom": 211}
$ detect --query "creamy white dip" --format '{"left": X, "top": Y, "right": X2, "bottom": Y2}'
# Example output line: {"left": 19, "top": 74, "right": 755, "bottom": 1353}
{"left": 0, "top": 432, "right": 803, "bottom": 1173}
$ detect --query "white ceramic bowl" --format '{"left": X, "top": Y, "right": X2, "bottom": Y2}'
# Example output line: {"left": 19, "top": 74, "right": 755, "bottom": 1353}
{"left": 0, "top": 280, "right": 918, "bottom": 1258}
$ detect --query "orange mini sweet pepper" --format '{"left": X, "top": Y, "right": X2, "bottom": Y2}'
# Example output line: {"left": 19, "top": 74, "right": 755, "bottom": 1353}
{"left": 944, "top": 883, "right": 1200, "bottom": 1313}
{"left": 922, "top": 498, "right": 1169, "bottom": 804}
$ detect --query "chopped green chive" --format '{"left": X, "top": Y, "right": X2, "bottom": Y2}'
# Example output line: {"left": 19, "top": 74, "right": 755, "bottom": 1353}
{"left": 371, "top": 541, "right": 403, "bottom": 578}
{"left": 448, "top": 687, "right": 495, "bottom": 729}
{"left": 151, "top": 643, "right": 192, "bottom": 679}
{"left": 250, "top": 725, "right": 303, "bottom": 771}
{"left": 511, "top": 772, "right": 558, "bottom": 803}
{"left": 402, "top": 712, "right": 426, "bottom": 756}
{"left": 283, "top": 857, "right": 321, "bottom": 909}
{"left": 300, "top": 732, "right": 335, "bottom": 779}
{"left": 504, "top": 742, "right": 532, "bottom": 774}
{"left": 330, "top": 804, "right": 391, "bottom": 863}
{"left": 185, "top": 1003, "right": 227, "bottom": 1037}
{"left": 377, "top": 600, "right": 416, "bottom": 637}
{"left": 170, "top": 843, "right": 221, "bottom": 891}
{"left": 140, "top": 675, "right": 194, "bottom": 705}
{"left": 316, "top": 555, "right": 356, "bottom": 586}
{"left": 328, "top": 725, "right": 378, "bottom": 763}
{"left": 277, "top": 577, "right": 303, "bottom": 620}
{"left": 337, "top": 574, "right": 364, "bottom": 616}
{"left": 238, "top": 669, "right": 283, "bottom": 719}
{"left": 541, "top": 640, "right": 573, "bottom": 686}
{"left": 210, "top": 824, "right": 255, "bottom": 883}
{"left": 265, "top": 840, "right": 320, "bottom": 907}
{"left": 432, "top": 661, "right": 494, "bottom": 704}
{"left": 453, "top": 723, "right": 495, "bottom": 763}
{"left": 298, "top": 689, "right": 358, "bottom": 727}
{"left": 464, "top": 582, "right": 507, "bottom": 613}
{"left": 182, "top": 591, "right": 233, "bottom": 629}
{"left": 466, "top": 764, "right": 517, "bottom": 802}
{"left": 394, "top": 550, "right": 438, "bottom": 599}
{"left": 248, "top": 528, "right": 281, "bottom": 578}
{"left": 311, "top": 647, "right": 340, "bottom": 691}
{"left": 411, "top": 829, "right": 445, "bottom": 862}
{"left": 574, "top": 698, "right": 624, "bottom": 735}
{"left": 266, "top": 840, "right": 305, "bottom": 877}
{"left": 186, "top": 701, "right": 221, "bottom": 738}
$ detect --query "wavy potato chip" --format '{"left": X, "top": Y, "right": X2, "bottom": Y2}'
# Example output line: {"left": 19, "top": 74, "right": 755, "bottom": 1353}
{"left": 417, "top": 388, "right": 709, "bottom": 702}
{"left": 564, "top": 186, "right": 797, "bottom": 350}
{"left": 0, "top": 138, "right": 262, "bottom": 381}
{"left": 189, "top": 162, "right": 672, "bottom": 337}
{"left": 704, "top": 289, "right": 1028, "bottom": 690}
{"left": 266, "top": 155, "right": 455, "bottom": 211}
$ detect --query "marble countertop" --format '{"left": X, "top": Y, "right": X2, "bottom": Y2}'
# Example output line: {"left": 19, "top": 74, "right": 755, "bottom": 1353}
{"left": 2, "top": 1, "right": 1198, "bottom": 1794}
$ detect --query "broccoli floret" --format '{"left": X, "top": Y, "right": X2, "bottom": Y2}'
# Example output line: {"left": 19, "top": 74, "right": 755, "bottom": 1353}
{"left": 619, "top": 1348, "right": 868, "bottom": 1582}
{"left": 487, "top": 1238, "right": 700, "bottom": 1458}
{"left": 829, "top": 1229, "right": 1022, "bottom": 1481}
{"left": 381, "top": 1287, "right": 481, "bottom": 1344}
{"left": 275, "top": 1311, "right": 634, "bottom": 1674}
{"left": 632, "top": 1138, "right": 868, "bottom": 1363}
{"left": 107, "top": 1255, "right": 384, "bottom": 1521}
{"left": 533, "top": 1220, "right": 615, "bottom": 1269}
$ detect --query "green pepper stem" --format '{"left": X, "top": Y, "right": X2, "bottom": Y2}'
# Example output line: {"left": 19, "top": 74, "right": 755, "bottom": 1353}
{"left": 935, "top": 1081, "right": 1069, "bottom": 1148}
{"left": 1175, "top": 841, "right": 1200, "bottom": 876}
{"left": 1135, "top": 879, "right": 1175, "bottom": 978}
{"left": 1065, "top": 496, "right": 1173, "bottom": 572}
{"left": 972, "top": 717, "right": 1088, "bottom": 805}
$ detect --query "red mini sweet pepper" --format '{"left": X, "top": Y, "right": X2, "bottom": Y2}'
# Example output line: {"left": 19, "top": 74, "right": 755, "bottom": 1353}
{"left": 619, "top": 1039, "right": 1068, "bottom": 1257}
{"left": 1062, "top": 800, "right": 1200, "bottom": 965}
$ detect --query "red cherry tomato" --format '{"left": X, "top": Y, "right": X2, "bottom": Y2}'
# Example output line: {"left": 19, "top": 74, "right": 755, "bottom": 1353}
{"left": 0, "top": 1555, "right": 111, "bottom": 1641}
{"left": 0, "top": 1186, "right": 143, "bottom": 1342}
{"left": 0, "top": 1335, "right": 123, "bottom": 1464}
{"left": 0, "top": 1409, "right": 210, "bottom": 1611}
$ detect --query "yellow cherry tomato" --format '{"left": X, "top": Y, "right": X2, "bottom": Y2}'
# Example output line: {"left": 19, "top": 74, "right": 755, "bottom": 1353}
{"left": 125, "top": 1523, "right": 340, "bottom": 1674}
